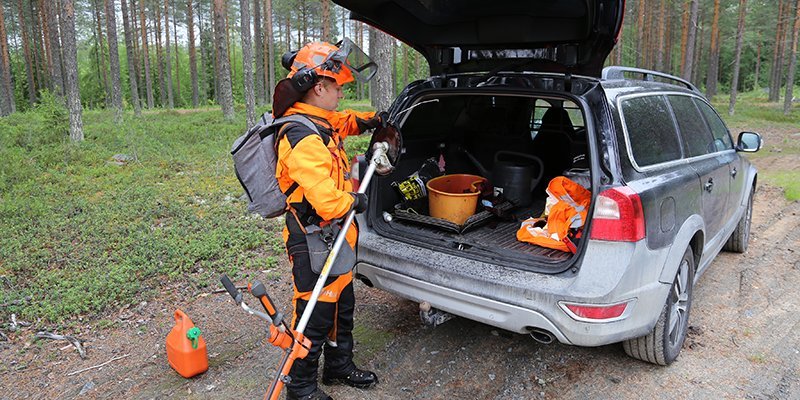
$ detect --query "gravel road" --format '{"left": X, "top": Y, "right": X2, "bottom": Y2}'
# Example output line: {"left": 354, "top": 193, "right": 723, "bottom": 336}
{"left": 2, "top": 182, "right": 798, "bottom": 400}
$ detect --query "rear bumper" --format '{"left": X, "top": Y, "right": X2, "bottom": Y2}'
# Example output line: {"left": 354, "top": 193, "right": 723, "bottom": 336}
{"left": 356, "top": 228, "right": 674, "bottom": 347}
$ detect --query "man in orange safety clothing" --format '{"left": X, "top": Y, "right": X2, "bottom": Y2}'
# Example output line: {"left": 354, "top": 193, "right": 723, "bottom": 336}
{"left": 273, "top": 41, "right": 382, "bottom": 400}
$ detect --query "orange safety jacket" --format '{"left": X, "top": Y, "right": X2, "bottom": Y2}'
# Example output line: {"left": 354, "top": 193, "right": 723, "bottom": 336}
{"left": 275, "top": 102, "right": 375, "bottom": 303}
{"left": 517, "top": 177, "right": 591, "bottom": 253}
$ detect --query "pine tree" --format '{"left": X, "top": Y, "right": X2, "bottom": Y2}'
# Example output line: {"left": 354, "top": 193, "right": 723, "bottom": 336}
{"left": 240, "top": 0, "right": 256, "bottom": 126}
{"left": 188, "top": 0, "right": 199, "bottom": 107}
{"left": 729, "top": 0, "right": 749, "bottom": 115}
{"left": 163, "top": 0, "right": 174, "bottom": 108}
{"left": 61, "top": 0, "right": 84, "bottom": 141}
{"left": 0, "top": 1, "right": 15, "bottom": 115}
{"left": 213, "top": 0, "right": 234, "bottom": 119}
{"left": 17, "top": 0, "right": 37, "bottom": 105}
{"left": 121, "top": 0, "right": 141, "bottom": 115}
{"left": 106, "top": 0, "right": 124, "bottom": 121}
{"left": 44, "top": 0, "right": 64, "bottom": 96}
{"left": 139, "top": 0, "right": 155, "bottom": 107}
{"left": 785, "top": 0, "right": 800, "bottom": 114}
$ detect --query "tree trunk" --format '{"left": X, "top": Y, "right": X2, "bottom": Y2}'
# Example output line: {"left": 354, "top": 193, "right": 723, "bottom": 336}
{"left": 322, "top": 0, "right": 330, "bottom": 41}
{"left": 706, "top": 0, "right": 721, "bottom": 98}
{"left": 655, "top": 0, "right": 666, "bottom": 71}
{"left": 754, "top": 33, "right": 762, "bottom": 90}
{"left": 665, "top": 3, "right": 673, "bottom": 74}
{"left": 17, "top": 0, "right": 36, "bottom": 105}
{"left": 369, "top": 27, "right": 393, "bottom": 111}
{"left": 265, "top": 0, "right": 275, "bottom": 100}
{"left": 635, "top": 0, "right": 644, "bottom": 68}
{"left": 198, "top": 1, "right": 209, "bottom": 103}
{"left": 93, "top": 0, "right": 111, "bottom": 106}
{"left": 31, "top": 0, "right": 46, "bottom": 92}
{"left": 163, "top": 0, "right": 174, "bottom": 108}
{"left": 60, "top": 0, "right": 83, "bottom": 141}
{"left": 402, "top": 44, "right": 409, "bottom": 87}
{"left": 770, "top": 0, "right": 787, "bottom": 102}
{"left": 44, "top": 0, "right": 64, "bottom": 95}
{"left": 682, "top": 0, "right": 699, "bottom": 82}
{"left": 728, "top": 0, "right": 748, "bottom": 116}
{"left": 240, "top": 0, "right": 256, "bottom": 126}
{"left": 213, "top": 0, "right": 234, "bottom": 119}
{"left": 0, "top": 2, "right": 14, "bottom": 115}
{"left": 188, "top": 0, "right": 198, "bottom": 107}
{"left": 106, "top": 0, "right": 124, "bottom": 121}
{"left": 266, "top": 0, "right": 275, "bottom": 99}
{"left": 139, "top": 0, "right": 154, "bottom": 107}
{"left": 679, "top": 0, "right": 689, "bottom": 76}
{"left": 691, "top": 7, "right": 704, "bottom": 86}
{"left": 172, "top": 0, "right": 180, "bottom": 106}
{"left": 253, "top": 0, "right": 264, "bottom": 105}
{"left": 785, "top": 0, "right": 800, "bottom": 115}
{"left": 154, "top": 3, "right": 167, "bottom": 107}
{"left": 121, "top": 0, "right": 141, "bottom": 115}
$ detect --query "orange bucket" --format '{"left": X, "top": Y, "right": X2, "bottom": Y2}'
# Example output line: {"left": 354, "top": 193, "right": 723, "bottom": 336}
{"left": 166, "top": 309, "right": 208, "bottom": 378}
{"left": 426, "top": 174, "right": 487, "bottom": 225}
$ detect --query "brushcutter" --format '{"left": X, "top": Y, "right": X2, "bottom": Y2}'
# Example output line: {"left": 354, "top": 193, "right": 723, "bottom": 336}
{"left": 221, "top": 141, "right": 393, "bottom": 400}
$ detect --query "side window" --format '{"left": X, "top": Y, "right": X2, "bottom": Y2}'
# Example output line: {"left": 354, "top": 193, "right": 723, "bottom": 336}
{"left": 530, "top": 99, "right": 585, "bottom": 140}
{"left": 694, "top": 99, "right": 733, "bottom": 151}
{"left": 667, "top": 95, "right": 714, "bottom": 157}
{"left": 620, "top": 95, "right": 682, "bottom": 167}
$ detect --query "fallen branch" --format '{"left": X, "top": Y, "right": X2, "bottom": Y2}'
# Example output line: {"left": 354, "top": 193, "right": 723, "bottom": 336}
{"left": 211, "top": 285, "right": 247, "bottom": 294}
{"left": 0, "top": 330, "right": 7, "bottom": 341}
{"left": 66, "top": 354, "right": 130, "bottom": 376}
{"left": 35, "top": 331, "right": 87, "bottom": 359}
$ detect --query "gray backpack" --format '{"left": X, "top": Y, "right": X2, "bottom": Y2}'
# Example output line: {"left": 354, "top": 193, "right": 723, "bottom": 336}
{"left": 231, "top": 113, "right": 320, "bottom": 218}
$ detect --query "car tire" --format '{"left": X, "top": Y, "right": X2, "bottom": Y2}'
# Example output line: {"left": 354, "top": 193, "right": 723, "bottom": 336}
{"left": 723, "top": 186, "right": 754, "bottom": 253}
{"left": 623, "top": 246, "right": 694, "bottom": 366}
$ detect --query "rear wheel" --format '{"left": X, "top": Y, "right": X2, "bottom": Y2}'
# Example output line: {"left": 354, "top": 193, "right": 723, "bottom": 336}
{"left": 623, "top": 246, "right": 694, "bottom": 365}
{"left": 724, "top": 186, "right": 754, "bottom": 253}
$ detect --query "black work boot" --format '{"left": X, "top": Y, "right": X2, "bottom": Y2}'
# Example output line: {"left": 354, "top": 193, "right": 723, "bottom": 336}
{"left": 322, "top": 366, "right": 379, "bottom": 389}
{"left": 285, "top": 387, "right": 333, "bottom": 400}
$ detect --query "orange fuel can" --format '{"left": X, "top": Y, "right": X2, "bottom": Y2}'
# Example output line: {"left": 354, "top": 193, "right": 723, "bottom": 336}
{"left": 166, "top": 309, "right": 208, "bottom": 378}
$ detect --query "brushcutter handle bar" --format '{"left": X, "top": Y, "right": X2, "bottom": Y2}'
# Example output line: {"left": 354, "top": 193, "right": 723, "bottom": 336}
{"left": 220, "top": 274, "right": 242, "bottom": 305}
{"left": 250, "top": 280, "right": 284, "bottom": 326}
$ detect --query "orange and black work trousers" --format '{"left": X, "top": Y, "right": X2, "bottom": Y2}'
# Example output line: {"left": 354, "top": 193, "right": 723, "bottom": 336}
{"left": 284, "top": 217, "right": 356, "bottom": 397}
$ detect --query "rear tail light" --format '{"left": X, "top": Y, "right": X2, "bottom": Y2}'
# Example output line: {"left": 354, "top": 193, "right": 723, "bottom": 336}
{"left": 590, "top": 186, "right": 645, "bottom": 242}
{"left": 350, "top": 155, "right": 362, "bottom": 192}
{"left": 559, "top": 299, "right": 634, "bottom": 322}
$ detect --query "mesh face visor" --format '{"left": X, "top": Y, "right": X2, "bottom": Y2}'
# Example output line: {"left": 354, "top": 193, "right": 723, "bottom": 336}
{"left": 332, "top": 38, "right": 378, "bottom": 83}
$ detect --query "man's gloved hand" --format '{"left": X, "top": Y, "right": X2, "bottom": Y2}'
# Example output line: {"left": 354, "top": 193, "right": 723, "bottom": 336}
{"left": 350, "top": 192, "right": 369, "bottom": 214}
{"left": 357, "top": 111, "right": 389, "bottom": 132}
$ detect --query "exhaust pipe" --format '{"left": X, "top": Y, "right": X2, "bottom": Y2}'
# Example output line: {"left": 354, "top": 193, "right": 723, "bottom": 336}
{"left": 529, "top": 328, "right": 555, "bottom": 344}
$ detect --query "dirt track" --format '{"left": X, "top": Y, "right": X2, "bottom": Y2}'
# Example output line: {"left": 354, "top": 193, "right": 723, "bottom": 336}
{"left": 2, "top": 177, "right": 799, "bottom": 400}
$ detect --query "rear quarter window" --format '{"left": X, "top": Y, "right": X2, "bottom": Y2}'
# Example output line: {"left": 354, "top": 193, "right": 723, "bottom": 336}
{"left": 667, "top": 95, "right": 715, "bottom": 157}
{"left": 694, "top": 99, "right": 734, "bottom": 152}
{"left": 620, "top": 95, "right": 682, "bottom": 168}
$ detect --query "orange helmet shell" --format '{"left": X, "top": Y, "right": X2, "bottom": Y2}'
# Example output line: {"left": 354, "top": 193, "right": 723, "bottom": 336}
{"left": 287, "top": 42, "right": 354, "bottom": 86}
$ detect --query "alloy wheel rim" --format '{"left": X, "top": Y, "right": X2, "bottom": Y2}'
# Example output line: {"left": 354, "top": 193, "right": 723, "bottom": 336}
{"left": 667, "top": 258, "right": 690, "bottom": 348}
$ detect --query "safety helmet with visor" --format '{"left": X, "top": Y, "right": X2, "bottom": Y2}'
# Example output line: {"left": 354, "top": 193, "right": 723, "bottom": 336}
{"left": 283, "top": 38, "right": 377, "bottom": 92}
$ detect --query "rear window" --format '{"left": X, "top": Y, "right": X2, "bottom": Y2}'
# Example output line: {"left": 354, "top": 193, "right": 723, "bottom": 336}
{"left": 620, "top": 95, "right": 682, "bottom": 167}
{"left": 667, "top": 95, "right": 714, "bottom": 157}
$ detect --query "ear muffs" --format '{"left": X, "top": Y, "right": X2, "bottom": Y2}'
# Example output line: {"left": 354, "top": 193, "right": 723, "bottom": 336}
{"left": 291, "top": 67, "right": 318, "bottom": 93}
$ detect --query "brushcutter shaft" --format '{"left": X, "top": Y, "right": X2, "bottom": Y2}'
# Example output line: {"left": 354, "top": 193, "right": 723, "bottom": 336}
{"left": 294, "top": 142, "right": 388, "bottom": 334}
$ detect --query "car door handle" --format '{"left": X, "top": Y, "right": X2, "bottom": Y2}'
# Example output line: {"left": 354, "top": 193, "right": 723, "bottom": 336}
{"left": 731, "top": 168, "right": 738, "bottom": 178}
{"left": 704, "top": 178, "right": 714, "bottom": 192}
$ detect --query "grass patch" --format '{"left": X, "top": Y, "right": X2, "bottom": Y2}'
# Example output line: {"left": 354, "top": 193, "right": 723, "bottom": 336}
{"left": 0, "top": 100, "right": 374, "bottom": 325}
{"left": 762, "top": 171, "right": 800, "bottom": 201}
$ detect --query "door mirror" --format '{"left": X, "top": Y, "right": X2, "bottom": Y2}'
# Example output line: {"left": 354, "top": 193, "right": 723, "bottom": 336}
{"left": 736, "top": 131, "right": 762, "bottom": 153}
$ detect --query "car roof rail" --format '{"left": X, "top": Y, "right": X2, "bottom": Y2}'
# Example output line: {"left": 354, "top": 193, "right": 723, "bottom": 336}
{"left": 601, "top": 66, "right": 701, "bottom": 94}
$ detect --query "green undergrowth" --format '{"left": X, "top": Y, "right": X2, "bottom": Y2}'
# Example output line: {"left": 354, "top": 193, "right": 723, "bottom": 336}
{"left": 0, "top": 100, "right": 374, "bottom": 325}
{"left": 761, "top": 171, "right": 800, "bottom": 201}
